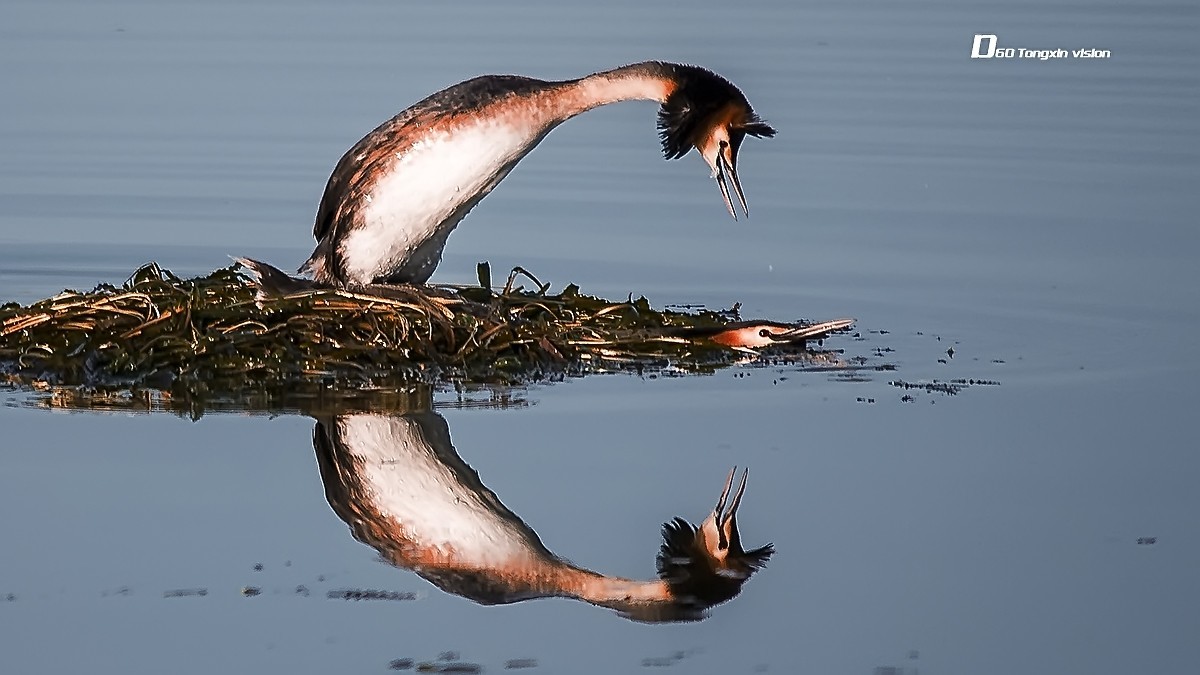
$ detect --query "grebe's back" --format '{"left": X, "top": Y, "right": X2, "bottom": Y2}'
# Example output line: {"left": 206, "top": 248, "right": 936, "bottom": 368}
{"left": 300, "top": 62, "right": 775, "bottom": 287}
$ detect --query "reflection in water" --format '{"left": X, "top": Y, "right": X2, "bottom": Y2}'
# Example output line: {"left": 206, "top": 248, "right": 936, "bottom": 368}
{"left": 313, "top": 402, "right": 772, "bottom": 623}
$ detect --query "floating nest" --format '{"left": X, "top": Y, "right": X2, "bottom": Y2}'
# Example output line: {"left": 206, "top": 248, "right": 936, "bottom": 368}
{"left": 0, "top": 262, "right": 853, "bottom": 414}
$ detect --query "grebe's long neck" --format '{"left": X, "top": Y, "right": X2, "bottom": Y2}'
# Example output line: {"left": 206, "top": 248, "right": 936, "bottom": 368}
{"left": 552, "top": 564, "right": 714, "bottom": 621}
{"left": 562, "top": 566, "right": 671, "bottom": 605}
{"left": 558, "top": 62, "right": 677, "bottom": 116}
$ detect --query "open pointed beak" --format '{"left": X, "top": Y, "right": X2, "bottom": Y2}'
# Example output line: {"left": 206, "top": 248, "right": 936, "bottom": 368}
{"left": 763, "top": 318, "right": 857, "bottom": 344}
{"left": 714, "top": 150, "right": 749, "bottom": 221}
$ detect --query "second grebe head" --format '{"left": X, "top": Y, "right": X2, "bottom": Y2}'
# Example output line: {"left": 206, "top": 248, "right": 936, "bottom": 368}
{"left": 704, "top": 318, "right": 857, "bottom": 349}
{"left": 708, "top": 321, "right": 802, "bottom": 349}
{"left": 657, "top": 65, "right": 777, "bottom": 220}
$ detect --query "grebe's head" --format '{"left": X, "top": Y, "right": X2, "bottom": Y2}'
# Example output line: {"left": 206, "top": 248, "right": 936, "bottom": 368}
{"left": 658, "top": 65, "right": 777, "bottom": 220}
{"left": 705, "top": 318, "right": 858, "bottom": 350}
{"left": 708, "top": 321, "right": 800, "bottom": 349}
{"left": 655, "top": 467, "right": 774, "bottom": 610}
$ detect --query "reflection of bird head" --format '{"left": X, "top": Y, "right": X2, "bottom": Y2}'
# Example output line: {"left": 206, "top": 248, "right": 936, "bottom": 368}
{"left": 655, "top": 468, "right": 774, "bottom": 610}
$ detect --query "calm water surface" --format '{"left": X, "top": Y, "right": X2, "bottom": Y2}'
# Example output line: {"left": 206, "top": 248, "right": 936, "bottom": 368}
{"left": 2, "top": 1, "right": 1199, "bottom": 674}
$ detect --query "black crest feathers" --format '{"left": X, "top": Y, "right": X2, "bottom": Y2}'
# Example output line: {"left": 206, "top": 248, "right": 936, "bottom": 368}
{"left": 656, "top": 64, "right": 776, "bottom": 160}
{"left": 655, "top": 517, "right": 774, "bottom": 608}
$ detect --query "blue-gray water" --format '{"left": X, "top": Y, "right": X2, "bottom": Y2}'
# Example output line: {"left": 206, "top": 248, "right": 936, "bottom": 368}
{"left": 2, "top": 1, "right": 1198, "bottom": 674}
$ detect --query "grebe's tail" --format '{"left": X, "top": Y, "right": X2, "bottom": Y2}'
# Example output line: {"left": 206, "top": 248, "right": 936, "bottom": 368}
{"left": 233, "top": 256, "right": 322, "bottom": 301}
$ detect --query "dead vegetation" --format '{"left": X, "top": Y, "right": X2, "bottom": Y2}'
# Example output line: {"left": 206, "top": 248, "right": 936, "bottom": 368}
{"left": 0, "top": 263, "right": 850, "bottom": 414}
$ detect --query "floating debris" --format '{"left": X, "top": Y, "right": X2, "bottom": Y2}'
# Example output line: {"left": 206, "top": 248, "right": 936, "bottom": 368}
{"left": 0, "top": 263, "right": 855, "bottom": 412}
{"left": 389, "top": 659, "right": 415, "bottom": 671}
{"left": 241, "top": 586, "right": 262, "bottom": 597}
{"left": 888, "top": 378, "right": 1000, "bottom": 396}
{"left": 326, "top": 588, "right": 418, "bottom": 602}
{"left": 505, "top": 658, "right": 538, "bottom": 669}
{"left": 415, "top": 663, "right": 482, "bottom": 674}
{"left": 435, "top": 664, "right": 482, "bottom": 674}
{"left": 640, "top": 651, "right": 693, "bottom": 668}
{"left": 1137, "top": 537, "right": 1157, "bottom": 545}
{"left": 162, "top": 588, "right": 208, "bottom": 598}
{"left": 429, "top": 658, "right": 480, "bottom": 667}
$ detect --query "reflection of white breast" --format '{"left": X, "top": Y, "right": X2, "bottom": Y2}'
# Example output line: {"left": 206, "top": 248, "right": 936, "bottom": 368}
{"left": 339, "top": 415, "right": 542, "bottom": 565}
{"left": 339, "top": 122, "right": 536, "bottom": 283}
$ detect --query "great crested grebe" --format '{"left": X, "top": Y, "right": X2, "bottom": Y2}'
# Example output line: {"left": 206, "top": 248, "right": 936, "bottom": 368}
{"left": 672, "top": 318, "right": 856, "bottom": 351}
{"left": 265, "top": 61, "right": 775, "bottom": 287}
{"left": 314, "top": 410, "right": 773, "bottom": 622}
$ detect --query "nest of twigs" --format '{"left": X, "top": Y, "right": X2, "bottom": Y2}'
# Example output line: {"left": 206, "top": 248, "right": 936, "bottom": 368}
{"left": 0, "top": 262, "right": 848, "bottom": 412}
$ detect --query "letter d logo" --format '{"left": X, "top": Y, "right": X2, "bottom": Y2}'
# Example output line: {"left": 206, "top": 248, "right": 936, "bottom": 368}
{"left": 971, "top": 34, "right": 997, "bottom": 58}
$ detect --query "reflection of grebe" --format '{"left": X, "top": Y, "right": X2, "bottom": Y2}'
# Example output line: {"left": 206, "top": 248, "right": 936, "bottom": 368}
{"left": 241, "top": 62, "right": 774, "bottom": 288}
{"left": 314, "top": 411, "right": 772, "bottom": 622}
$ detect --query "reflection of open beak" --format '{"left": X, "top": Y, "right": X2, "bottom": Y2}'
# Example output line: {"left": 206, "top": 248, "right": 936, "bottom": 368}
{"left": 713, "top": 467, "right": 749, "bottom": 550}
{"left": 714, "top": 151, "right": 749, "bottom": 221}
